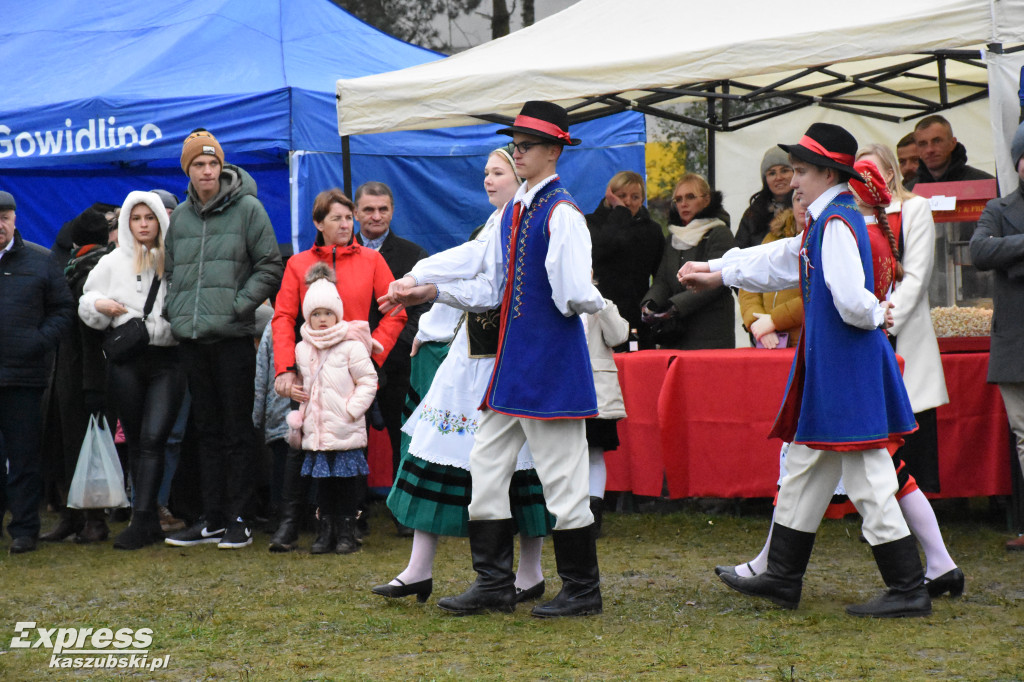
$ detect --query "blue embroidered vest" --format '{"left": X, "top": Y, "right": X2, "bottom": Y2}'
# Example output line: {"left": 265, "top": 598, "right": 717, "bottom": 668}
{"left": 769, "top": 192, "right": 916, "bottom": 450}
{"left": 483, "top": 179, "right": 598, "bottom": 419}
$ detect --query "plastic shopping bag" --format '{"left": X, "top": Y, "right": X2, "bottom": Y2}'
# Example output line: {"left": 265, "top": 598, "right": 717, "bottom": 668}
{"left": 67, "top": 415, "right": 130, "bottom": 509}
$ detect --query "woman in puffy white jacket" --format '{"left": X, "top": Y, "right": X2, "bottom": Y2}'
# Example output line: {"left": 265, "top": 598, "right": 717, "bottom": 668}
{"left": 291, "top": 262, "right": 378, "bottom": 555}
{"left": 79, "top": 190, "right": 186, "bottom": 550}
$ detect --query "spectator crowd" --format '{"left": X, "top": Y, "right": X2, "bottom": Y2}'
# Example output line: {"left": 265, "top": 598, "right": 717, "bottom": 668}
{"left": 2, "top": 107, "right": 1022, "bottom": 618}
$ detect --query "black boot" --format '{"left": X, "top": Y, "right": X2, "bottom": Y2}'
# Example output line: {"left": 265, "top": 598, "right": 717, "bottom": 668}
{"left": 269, "top": 448, "right": 307, "bottom": 553}
{"left": 532, "top": 525, "right": 603, "bottom": 617}
{"left": 75, "top": 509, "right": 110, "bottom": 543}
{"left": 718, "top": 524, "right": 815, "bottom": 610}
{"left": 40, "top": 508, "right": 84, "bottom": 542}
{"left": 113, "top": 510, "right": 163, "bottom": 550}
{"left": 437, "top": 519, "right": 516, "bottom": 615}
{"left": 311, "top": 515, "right": 338, "bottom": 555}
{"left": 590, "top": 497, "right": 604, "bottom": 538}
{"left": 113, "top": 455, "right": 164, "bottom": 550}
{"left": 335, "top": 516, "right": 361, "bottom": 555}
{"left": 846, "top": 535, "right": 931, "bottom": 618}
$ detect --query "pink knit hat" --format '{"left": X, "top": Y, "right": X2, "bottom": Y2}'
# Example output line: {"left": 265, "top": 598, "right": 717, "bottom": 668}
{"left": 301, "top": 263, "right": 344, "bottom": 321}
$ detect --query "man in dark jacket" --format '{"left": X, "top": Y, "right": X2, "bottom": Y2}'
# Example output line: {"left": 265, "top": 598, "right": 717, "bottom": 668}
{"left": 163, "top": 130, "right": 283, "bottom": 550}
{"left": 0, "top": 190, "right": 75, "bottom": 554}
{"left": 908, "top": 115, "right": 994, "bottom": 188}
{"left": 970, "top": 120, "right": 1024, "bottom": 551}
{"left": 354, "top": 182, "right": 428, "bottom": 533}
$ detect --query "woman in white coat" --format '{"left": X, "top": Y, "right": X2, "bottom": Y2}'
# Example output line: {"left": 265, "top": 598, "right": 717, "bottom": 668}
{"left": 79, "top": 191, "right": 186, "bottom": 550}
{"left": 856, "top": 143, "right": 950, "bottom": 491}
{"left": 855, "top": 143, "right": 960, "bottom": 596}
{"left": 583, "top": 299, "right": 629, "bottom": 531}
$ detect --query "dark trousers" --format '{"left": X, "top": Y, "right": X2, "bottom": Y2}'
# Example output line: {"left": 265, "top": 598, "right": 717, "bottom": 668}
{"left": 378, "top": 367, "right": 410, "bottom": 482}
{"left": 180, "top": 338, "right": 257, "bottom": 526}
{"left": 0, "top": 386, "right": 46, "bottom": 538}
{"left": 108, "top": 346, "right": 187, "bottom": 512}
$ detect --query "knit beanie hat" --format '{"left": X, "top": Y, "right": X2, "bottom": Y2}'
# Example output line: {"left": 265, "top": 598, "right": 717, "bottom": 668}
{"left": 1011, "top": 120, "right": 1024, "bottom": 169}
{"left": 149, "top": 189, "right": 179, "bottom": 211}
{"left": 180, "top": 129, "right": 224, "bottom": 174}
{"left": 760, "top": 147, "right": 792, "bottom": 179}
{"left": 70, "top": 206, "right": 112, "bottom": 247}
{"left": 302, "top": 262, "right": 345, "bottom": 321}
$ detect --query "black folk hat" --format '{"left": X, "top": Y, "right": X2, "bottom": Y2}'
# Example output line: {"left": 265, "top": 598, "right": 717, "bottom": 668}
{"left": 778, "top": 123, "right": 863, "bottom": 182}
{"left": 497, "top": 101, "right": 581, "bottom": 146}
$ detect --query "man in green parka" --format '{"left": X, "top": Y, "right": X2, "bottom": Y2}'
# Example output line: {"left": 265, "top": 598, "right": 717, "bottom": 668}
{"left": 163, "top": 129, "right": 282, "bottom": 550}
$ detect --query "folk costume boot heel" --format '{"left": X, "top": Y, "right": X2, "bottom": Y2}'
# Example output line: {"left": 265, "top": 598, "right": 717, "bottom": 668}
{"left": 845, "top": 535, "right": 931, "bottom": 618}
{"left": 437, "top": 519, "right": 516, "bottom": 615}
{"left": 718, "top": 523, "right": 815, "bottom": 610}
{"left": 269, "top": 448, "right": 306, "bottom": 553}
{"left": 531, "top": 524, "right": 602, "bottom": 618}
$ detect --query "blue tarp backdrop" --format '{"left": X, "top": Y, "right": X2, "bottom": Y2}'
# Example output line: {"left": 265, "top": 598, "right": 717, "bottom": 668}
{"left": 0, "top": 0, "right": 644, "bottom": 253}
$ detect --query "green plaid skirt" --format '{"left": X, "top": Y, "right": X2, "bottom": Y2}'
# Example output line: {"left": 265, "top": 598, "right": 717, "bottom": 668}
{"left": 386, "top": 453, "right": 554, "bottom": 538}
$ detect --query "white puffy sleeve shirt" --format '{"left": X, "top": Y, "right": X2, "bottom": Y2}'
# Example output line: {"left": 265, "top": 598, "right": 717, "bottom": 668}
{"left": 410, "top": 176, "right": 604, "bottom": 316}
{"left": 711, "top": 184, "right": 884, "bottom": 330}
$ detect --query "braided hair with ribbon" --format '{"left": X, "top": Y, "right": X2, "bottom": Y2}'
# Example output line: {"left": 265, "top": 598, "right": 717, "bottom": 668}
{"left": 849, "top": 158, "right": 904, "bottom": 283}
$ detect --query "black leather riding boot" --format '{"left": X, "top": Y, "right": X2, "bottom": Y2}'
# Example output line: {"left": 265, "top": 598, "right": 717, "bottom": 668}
{"left": 437, "top": 519, "right": 516, "bottom": 615}
{"left": 531, "top": 524, "right": 603, "bottom": 617}
{"left": 719, "top": 523, "right": 816, "bottom": 609}
{"left": 846, "top": 535, "right": 931, "bottom": 618}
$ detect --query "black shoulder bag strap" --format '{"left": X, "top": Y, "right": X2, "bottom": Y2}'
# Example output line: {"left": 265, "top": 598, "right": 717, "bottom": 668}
{"left": 142, "top": 275, "right": 161, "bottom": 320}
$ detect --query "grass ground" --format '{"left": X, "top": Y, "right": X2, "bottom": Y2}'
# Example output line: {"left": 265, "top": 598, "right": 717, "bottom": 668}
{"left": 1, "top": 500, "right": 1022, "bottom": 681}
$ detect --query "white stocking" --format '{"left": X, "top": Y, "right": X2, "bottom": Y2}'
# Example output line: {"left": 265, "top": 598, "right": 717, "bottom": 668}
{"left": 515, "top": 534, "right": 544, "bottom": 589}
{"left": 588, "top": 446, "right": 607, "bottom": 499}
{"left": 393, "top": 529, "right": 438, "bottom": 585}
{"left": 898, "top": 489, "right": 957, "bottom": 579}
{"left": 735, "top": 516, "right": 773, "bottom": 577}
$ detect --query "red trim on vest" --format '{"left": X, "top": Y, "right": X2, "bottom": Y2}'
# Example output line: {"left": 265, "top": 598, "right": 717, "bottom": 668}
{"left": 798, "top": 136, "right": 855, "bottom": 166}
{"left": 513, "top": 115, "right": 572, "bottom": 143}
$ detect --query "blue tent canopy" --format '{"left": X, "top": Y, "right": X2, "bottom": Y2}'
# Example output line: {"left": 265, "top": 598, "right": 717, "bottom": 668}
{"left": 0, "top": 0, "right": 644, "bottom": 253}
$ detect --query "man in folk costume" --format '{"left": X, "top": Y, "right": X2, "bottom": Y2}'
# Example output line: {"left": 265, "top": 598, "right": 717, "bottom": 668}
{"left": 679, "top": 123, "right": 931, "bottom": 618}
{"left": 379, "top": 101, "right": 605, "bottom": 617}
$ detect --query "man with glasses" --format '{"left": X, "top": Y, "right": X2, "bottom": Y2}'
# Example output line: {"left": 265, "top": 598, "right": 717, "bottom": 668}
{"left": 378, "top": 101, "right": 605, "bottom": 618}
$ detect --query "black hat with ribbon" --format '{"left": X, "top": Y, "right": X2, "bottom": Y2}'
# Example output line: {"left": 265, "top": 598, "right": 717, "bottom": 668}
{"left": 497, "top": 101, "right": 581, "bottom": 146}
{"left": 779, "top": 123, "right": 863, "bottom": 182}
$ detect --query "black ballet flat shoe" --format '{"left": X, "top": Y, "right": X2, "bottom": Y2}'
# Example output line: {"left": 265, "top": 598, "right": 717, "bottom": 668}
{"left": 924, "top": 567, "right": 964, "bottom": 598}
{"left": 714, "top": 562, "right": 756, "bottom": 578}
{"left": 371, "top": 578, "right": 433, "bottom": 603}
{"left": 514, "top": 580, "right": 545, "bottom": 604}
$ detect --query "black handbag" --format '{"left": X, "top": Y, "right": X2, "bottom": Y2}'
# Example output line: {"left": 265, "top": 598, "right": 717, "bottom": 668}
{"left": 102, "top": 275, "right": 160, "bottom": 363}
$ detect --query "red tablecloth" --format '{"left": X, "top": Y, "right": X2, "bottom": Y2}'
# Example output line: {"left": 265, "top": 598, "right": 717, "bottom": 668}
{"left": 610, "top": 348, "right": 1011, "bottom": 499}
{"left": 605, "top": 350, "right": 679, "bottom": 496}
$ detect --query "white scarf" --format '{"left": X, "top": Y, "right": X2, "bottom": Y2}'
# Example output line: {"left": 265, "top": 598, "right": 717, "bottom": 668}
{"left": 669, "top": 217, "right": 725, "bottom": 250}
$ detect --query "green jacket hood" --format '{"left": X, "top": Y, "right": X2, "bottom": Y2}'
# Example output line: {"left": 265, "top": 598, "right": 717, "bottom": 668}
{"left": 186, "top": 164, "right": 258, "bottom": 219}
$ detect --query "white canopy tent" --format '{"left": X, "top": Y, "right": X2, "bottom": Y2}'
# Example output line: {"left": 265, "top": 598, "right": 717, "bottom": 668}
{"left": 337, "top": 0, "right": 1024, "bottom": 211}
{"left": 337, "top": 0, "right": 1024, "bottom": 134}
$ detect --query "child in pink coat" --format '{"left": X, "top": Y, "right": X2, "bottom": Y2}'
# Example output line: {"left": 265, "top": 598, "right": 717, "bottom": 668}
{"left": 291, "top": 263, "right": 379, "bottom": 554}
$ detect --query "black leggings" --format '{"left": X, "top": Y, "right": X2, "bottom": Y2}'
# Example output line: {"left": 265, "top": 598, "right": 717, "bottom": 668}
{"left": 315, "top": 476, "right": 365, "bottom": 517}
{"left": 108, "top": 346, "right": 186, "bottom": 509}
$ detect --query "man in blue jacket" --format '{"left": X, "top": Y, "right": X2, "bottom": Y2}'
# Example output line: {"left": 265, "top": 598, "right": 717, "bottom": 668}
{"left": 0, "top": 190, "right": 75, "bottom": 554}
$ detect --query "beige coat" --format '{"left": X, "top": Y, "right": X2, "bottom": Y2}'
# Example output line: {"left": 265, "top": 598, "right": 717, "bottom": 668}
{"left": 887, "top": 196, "right": 949, "bottom": 412}
{"left": 586, "top": 299, "right": 629, "bottom": 420}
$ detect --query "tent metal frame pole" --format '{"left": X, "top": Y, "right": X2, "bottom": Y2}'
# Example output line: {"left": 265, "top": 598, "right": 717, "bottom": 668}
{"left": 471, "top": 46, "right": 1020, "bottom": 134}
{"left": 341, "top": 135, "right": 352, "bottom": 198}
